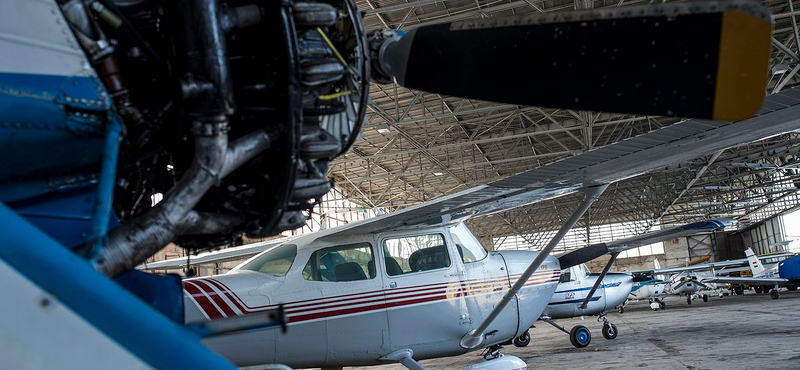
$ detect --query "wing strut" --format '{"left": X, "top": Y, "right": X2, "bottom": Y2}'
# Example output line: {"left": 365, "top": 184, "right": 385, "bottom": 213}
{"left": 579, "top": 252, "right": 619, "bottom": 310}
{"left": 460, "top": 183, "right": 609, "bottom": 349}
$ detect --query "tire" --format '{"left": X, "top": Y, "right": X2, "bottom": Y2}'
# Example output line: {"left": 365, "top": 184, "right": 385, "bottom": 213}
{"left": 788, "top": 286, "right": 798, "bottom": 291}
{"left": 702, "top": 294, "right": 708, "bottom": 302}
{"left": 602, "top": 323, "right": 618, "bottom": 340}
{"left": 734, "top": 286, "right": 744, "bottom": 295}
{"left": 687, "top": 296, "right": 692, "bottom": 305}
{"left": 770, "top": 289, "right": 780, "bottom": 300}
{"left": 513, "top": 330, "right": 531, "bottom": 347}
{"left": 660, "top": 301, "right": 666, "bottom": 309}
{"left": 754, "top": 286, "right": 763, "bottom": 294}
{"left": 569, "top": 325, "right": 591, "bottom": 348}
{"left": 618, "top": 305, "right": 624, "bottom": 314}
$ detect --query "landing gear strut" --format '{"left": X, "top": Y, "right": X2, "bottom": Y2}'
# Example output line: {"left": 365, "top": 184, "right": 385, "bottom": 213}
{"left": 542, "top": 317, "right": 591, "bottom": 348}
{"left": 598, "top": 312, "right": 618, "bottom": 340}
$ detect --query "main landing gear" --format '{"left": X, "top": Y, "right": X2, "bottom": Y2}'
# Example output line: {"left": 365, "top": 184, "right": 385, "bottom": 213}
{"left": 512, "top": 330, "right": 530, "bottom": 347}
{"left": 537, "top": 313, "right": 619, "bottom": 348}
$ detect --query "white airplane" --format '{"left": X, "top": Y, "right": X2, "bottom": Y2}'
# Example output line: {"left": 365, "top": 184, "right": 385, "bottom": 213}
{"left": 177, "top": 219, "right": 729, "bottom": 370}
{"left": 621, "top": 250, "right": 795, "bottom": 310}
{"left": 703, "top": 248, "right": 800, "bottom": 299}
{"left": 625, "top": 278, "right": 669, "bottom": 311}
{"left": 520, "top": 264, "right": 633, "bottom": 348}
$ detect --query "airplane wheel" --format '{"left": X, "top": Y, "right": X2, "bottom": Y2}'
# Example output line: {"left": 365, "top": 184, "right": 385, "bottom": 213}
{"left": 788, "top": 286, "right": 798, "bottom": 291}
{"left": 513, "top": 330, "right": 531, "bottom": 347}
{"left": 702, "top": 294, "right": 708, "bottom": 302}
{"left": 687, "top": 296, "right": 692, "bottom": 305}
{"left": 770, "top": 289, "right": 780, "bottom": 300}
{"left": 602, "top": 323, "right": 618, "bottom": 340}
{"left": 754, "top": 286, "right": 763, "bottom": 294}
{"left": 660, "top": 301, "right": 666, "bottom": 309}
{"left": 734, "top": 286, "right": 744, "bottom": 295}
{"left": 569, "top": 325, "right": 591, "bottom": 348}
{"left": 618, "top": 305, "right": 624, "bottom": 314}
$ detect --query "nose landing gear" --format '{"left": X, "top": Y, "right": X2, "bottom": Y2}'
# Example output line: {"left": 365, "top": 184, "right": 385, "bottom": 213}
{"left": 598, "top": 312, "right": 618, "bottom": 340}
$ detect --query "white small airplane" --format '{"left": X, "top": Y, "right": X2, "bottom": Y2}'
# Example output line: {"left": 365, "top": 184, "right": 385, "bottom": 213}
{"left": 703, "top": 247, "right": 800, "bottom": 299}
{"left": 622, "top": 250, "right": 795, "bottom": 309}
{"left": 626, "top": 278, "right": 668, "bottom": 311}
{"left": 520, "top": 263, "right": 633, "bottom": 348}
{"left": 177, "top": 219, "right": 728, "bottom": 369}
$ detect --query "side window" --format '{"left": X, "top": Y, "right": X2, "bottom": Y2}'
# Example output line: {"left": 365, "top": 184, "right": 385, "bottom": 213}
{"left": 303, "top": 242, "right": 375, "bottom": 282}
{"left": 383, "top": 233, "right": 450, "bottom": 276}
{"left": 449, "top": 223, "right": 488, "bottom": 263}
{"left": 559, "top": 269, "right": 573, "bottom": 283}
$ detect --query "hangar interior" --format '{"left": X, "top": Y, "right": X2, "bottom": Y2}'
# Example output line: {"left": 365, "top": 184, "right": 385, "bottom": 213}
{"left": 148, "top": 0, "right": 800, "bottom": 276}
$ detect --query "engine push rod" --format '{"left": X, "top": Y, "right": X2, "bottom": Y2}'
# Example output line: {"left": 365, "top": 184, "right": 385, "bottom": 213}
{"left": 460, "top": 183, "right": 609, "bottom": 349}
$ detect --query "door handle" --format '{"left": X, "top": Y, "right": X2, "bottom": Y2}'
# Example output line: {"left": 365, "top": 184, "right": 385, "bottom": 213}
{"left": 389, "top": 281, "right": 397, "bottom": 289}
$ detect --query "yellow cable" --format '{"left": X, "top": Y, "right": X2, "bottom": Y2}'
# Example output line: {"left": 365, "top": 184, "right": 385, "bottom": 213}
{"left": 318, "top": 91, "right": 352, "bottom": 100}
{"left": 315, "top": 27, "right": 355, "bottom": 75}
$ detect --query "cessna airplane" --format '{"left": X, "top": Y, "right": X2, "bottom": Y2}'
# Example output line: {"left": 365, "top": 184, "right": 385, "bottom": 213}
{"left": 703, "top": 248, "right": 800, "bottom": 299}
{"left": 171, "top": 219, "right": 731, "bottom": 369}
{"left": 626, "top": 278, "right": 669, "bottom": 311}
{"left": 518, "top": 263, "right": 633, "bottom": 349}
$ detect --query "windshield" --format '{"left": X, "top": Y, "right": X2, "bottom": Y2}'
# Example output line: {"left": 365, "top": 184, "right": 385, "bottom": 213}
{"left": 239, "top": 244, "right": 297, "bottom": 277}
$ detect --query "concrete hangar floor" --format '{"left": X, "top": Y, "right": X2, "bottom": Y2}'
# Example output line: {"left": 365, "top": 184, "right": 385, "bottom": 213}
{"left": 335, "top": 290, "right": 800, "bottom": 370}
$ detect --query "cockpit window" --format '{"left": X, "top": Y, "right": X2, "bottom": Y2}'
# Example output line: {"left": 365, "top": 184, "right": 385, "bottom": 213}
{"left": 239, "top": 244, "right": 297, "bottom": 277}
{"left": 448, "top": 223, "right": 488, "bottom": 263}
{"left": 303, "top": 242, "right": 375, "bottom": 282}
{"left": 383, "top": 233, "right": 450, "bottom": 275}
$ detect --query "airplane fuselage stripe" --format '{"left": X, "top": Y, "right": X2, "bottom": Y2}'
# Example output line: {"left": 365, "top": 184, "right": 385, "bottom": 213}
{"left": 186, "top": 270, "right": 560, "bottom": 323}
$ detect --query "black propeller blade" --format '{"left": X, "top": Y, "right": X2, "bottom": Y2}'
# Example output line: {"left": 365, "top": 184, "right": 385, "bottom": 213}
{"left": 378, "top": 0, "right": 771, "bottom": 121}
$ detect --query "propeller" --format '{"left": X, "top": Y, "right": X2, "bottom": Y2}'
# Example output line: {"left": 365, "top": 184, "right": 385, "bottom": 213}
{"left": 371, "top": 0, "right": 772, "bottom": 121}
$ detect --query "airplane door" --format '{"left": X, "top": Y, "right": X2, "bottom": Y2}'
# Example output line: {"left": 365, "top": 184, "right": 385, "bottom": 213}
{"left": 301, "top": 240, "right": 389, "bottom": 366}
{"left": 449, "top": 222, "right": 518, "bottom": 346}
{"left": 381, "top": 231, "right": 470, "bottom": 358}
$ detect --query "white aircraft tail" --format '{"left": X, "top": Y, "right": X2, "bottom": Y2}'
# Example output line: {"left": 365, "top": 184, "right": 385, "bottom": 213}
{"left": 745, "top": 247, "right": 766, "bottom": 276}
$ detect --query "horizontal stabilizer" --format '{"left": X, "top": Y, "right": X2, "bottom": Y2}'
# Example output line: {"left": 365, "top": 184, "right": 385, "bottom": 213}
{"left": 559, "top": 243, "right": 609, "bottom": 269}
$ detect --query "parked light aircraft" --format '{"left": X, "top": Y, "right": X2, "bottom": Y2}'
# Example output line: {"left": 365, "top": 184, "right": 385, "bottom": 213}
{"left": 515, "top": 263, "right": 633, "bottom": 348}
{"left": 622, "top": 250, "right": 794, "bottom": 309}
{"left": 176, "top": 220, "right": 729, "bottom": 369}
{"left": 703, "top": 248, "right": 800, "bottom": 299}
{"left": 627, "top": 278, "right": 669, "bottom": 311}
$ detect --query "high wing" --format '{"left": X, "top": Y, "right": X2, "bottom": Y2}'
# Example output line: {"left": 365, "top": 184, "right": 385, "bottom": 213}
{"left": 557, "top": 219, "right": 735, "bottom": 269}
{"left": 327, "top": 86, "right": 800, "bottom": 237}
{"left": 701, "top": 276, "right": 789, "bottom": 284}
{"left": 139, "top": 237, "right": 292, "bottom": 270}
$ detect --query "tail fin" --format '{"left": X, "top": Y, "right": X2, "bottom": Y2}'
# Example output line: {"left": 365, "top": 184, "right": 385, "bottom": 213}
{"left": 745, "top": 247, "right": 766, "bottom": 276}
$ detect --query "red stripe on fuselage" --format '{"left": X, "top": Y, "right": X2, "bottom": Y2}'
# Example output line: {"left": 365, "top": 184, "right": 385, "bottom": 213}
{"left": 184, "top": 281, "right": 224, "bottom": 319}
{"left": 190, "top": 270, "right": 561, "bottom": 323}
{"left": 191, "top": 279, "right": 237, "bottom": 317}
